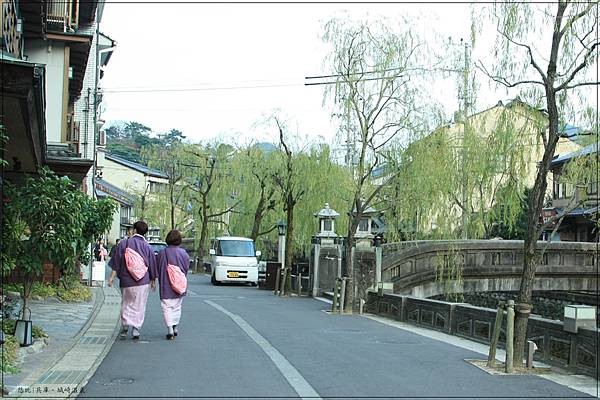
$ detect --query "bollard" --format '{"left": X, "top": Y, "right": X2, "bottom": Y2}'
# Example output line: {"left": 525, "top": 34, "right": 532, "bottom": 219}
{"left": 487, "top": 301, "right": 505, "bottom": 367}
{"left": 274, "top": 267, "right": 281, "bottom": 295}
{"left": 359, "top": 298, "right": 365, "bottom": 315}
{"left": 332, "top": 279, "right": 339, "bottom": 313}
{"left": 526, "top": 340, "right": 537, "bottom": 369}
{"left": 297, "top": 272, "right": 302, "bottom": 297}
{"left": 340, "top": 278, "right": 347, "bottom": 314}
{"left": 505, "top": 300, "right": 515, "bottom": 373}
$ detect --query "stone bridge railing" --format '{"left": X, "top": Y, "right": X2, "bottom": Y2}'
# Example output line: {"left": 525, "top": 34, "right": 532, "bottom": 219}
{"left": 381, "top": 240, "right": 598, "bottom": 298}
{"left": 367, "top": 291, "right": 598, "bottom": 377}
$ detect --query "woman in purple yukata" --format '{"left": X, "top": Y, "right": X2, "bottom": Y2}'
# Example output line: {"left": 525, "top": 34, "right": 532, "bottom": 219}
{"left": 156, "top": 229, "right": 190, "bottom": 340}
{"left": 107, "top": 221, "right": 158, "bottom": 340}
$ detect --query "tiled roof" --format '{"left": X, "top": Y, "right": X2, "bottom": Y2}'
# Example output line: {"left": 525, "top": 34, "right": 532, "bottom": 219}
{"left": 95, "top": 178, "right": 135, "bottom": 206}
{"left": 551, "top": 143, "right": 597, "bottom": 166}
{"left": 105, "top": 154, "right": 169, "bottom": 178}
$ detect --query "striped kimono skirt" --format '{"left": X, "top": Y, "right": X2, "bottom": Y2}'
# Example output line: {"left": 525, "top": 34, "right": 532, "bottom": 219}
{"left": 161, "top": 298, "right": 183, "bottom": 327}
{"left": 120, "top": 284, "right": 150, "bottom": 329}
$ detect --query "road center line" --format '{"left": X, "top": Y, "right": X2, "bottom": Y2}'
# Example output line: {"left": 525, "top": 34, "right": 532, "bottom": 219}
{"left": 204, "top": 300, "right": 321, "bottom": 400}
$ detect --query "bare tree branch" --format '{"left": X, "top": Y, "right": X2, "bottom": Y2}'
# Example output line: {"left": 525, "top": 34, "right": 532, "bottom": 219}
{"left": 555, "top": 42, "right": 599, "bottom": 92}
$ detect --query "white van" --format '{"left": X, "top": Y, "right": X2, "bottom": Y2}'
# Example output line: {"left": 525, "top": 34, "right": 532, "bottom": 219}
{"left": 209, "top": 236, "right": 261, "bottom": 286}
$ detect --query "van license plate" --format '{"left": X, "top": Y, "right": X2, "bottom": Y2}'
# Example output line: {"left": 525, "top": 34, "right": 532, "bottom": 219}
{"left": 228, "top": 272, "right": 239, "bottom": 278}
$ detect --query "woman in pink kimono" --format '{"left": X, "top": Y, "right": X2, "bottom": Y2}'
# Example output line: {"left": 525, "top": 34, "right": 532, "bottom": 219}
{"left": 156, "top": 230, "right": 189, "bottom": 340}
{"left": 108, "top": 221, "right": 157, "bottom": 340}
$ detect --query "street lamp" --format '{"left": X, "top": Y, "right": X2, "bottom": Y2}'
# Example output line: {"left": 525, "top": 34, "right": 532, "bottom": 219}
{"left": 277, "top": 219, "right": 287, "bottom": 236}
{"left": 15, "top": 308, "right": 33, "bottom": 347}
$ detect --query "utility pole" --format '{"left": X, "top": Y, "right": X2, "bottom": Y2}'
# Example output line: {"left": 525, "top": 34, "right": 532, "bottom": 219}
{"left": 459, "top": 39, "right": 471, "bottom": 240}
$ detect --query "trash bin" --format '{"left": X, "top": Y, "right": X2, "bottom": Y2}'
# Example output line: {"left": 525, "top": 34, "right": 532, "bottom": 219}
{"left": 261, "top": 261, "right": 281, "bottom": 290}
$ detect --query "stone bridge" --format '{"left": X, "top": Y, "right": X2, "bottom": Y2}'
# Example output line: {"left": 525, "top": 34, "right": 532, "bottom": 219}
{"left": 381, "top": 240, "right": 598, "bottom": 298}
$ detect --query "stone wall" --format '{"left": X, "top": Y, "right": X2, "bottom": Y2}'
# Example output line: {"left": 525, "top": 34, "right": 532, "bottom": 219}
{"left": 367, "top": 291, "right": 598, "bottom": 377}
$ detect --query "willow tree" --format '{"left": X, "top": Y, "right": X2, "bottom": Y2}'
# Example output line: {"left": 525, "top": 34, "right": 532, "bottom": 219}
{"left": 322, "top": 18, "right": 422, "bottom": 311}
{"left": 187, "top": 143, "right": 239, "bottom": 267}
{"left": 388, "top": 101, "right": 541, "bottom": 240}
{"left": 142, "top": 142, "right": 194, "bottom": 232}
{"left": 479, "top": 0, "right": 599, "bottom": 365}
{"left": 226, "top": 144, "right": 281, "bottom": 241}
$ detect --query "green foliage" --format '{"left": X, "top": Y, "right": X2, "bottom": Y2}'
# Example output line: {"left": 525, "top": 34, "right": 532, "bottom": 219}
{"left": 386, "top": 103, "right": 538, "bottom": 240}
{"left": 1, "top": 168, "right": 113, "bottom": 310}
{"left": 1, "top": 334, "right": 20, "bottom": 373}
{"left": 434, "top": 246, "right": 464, "bottom": 303}
{"left": 1, "top": 319, "right": 15, "bottom": 335}
{"left": 30, "top": 282, "right": 57, "bottom": 298}
{"left": 32, "top": 325, "right": 48, "bottom": 339}
{"left": 487, "top": 187, "right": 531, "bottom": 239}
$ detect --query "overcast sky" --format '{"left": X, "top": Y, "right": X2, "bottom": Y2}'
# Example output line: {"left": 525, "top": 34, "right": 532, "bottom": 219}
{"left": 98, "top": 2, "right": 508, "bottom": 148}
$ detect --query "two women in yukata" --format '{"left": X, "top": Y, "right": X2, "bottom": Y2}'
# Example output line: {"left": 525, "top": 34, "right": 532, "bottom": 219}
{"left": 108, "top": 221, "right": 189, "bottom": 340}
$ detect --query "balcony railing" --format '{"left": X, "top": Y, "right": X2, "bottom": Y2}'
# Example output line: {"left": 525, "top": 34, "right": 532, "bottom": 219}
{"left": 1, "top": 0, "right": 23, "bottom": 58}
{"left": 46, "top": 0, "right": 78, "bottom": 32}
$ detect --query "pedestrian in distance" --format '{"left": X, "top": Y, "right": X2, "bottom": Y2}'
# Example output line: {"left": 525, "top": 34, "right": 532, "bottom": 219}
{"left": 108, "top": 221, "right": 158, "bottom": 340}
{"left": 156, "top": 229, "right": 189, "bottom": 340}
{"left": 108, "top": 238, "right": 120, "bottom": 259}
{"left": 99, "top": 242, "right": 108, "bottom": 261}
{"left": 93, "top": 238, "right": 104, "bottom": 261}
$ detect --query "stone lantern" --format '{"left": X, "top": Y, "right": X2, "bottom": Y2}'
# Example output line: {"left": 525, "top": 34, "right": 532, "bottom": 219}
{"left": 315, "top": 203, "right": 339, "bottom": 243}
{"left": 353, "top": 205, "right": 378, "bottom": 239}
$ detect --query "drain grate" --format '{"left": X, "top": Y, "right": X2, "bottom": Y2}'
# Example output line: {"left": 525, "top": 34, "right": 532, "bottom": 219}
{"left": 79, "top": 336, "right": 108, "bottom": 345}
{"left": 38, "top": 370, "right": 86, "bottom": 385}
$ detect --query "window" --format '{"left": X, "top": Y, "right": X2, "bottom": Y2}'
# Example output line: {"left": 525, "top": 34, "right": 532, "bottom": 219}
{"left": 358, "top": 218, "right": 370, "bottom": 232}
{"left": 217, "top": 240, "right": 255, "bottom": 257}
{"left": 588, "top": 180, "right": 598, "bottom": 195}
{"left": 149, "top": 181, "right": 166, "bottom": 193}
{"left": 323, "top": 219, "right": 332, "bottom": 232}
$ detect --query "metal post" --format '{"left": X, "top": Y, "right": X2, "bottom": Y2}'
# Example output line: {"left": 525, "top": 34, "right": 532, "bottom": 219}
{"left": 505, "top": 300, "right": 515, "bottom": 373}
{"left": 297, "top": 271, "right": 302, "bottom": 297}
{"left": 340, "top": 277, "right": 347, "bottom": 314}
{"left": 359, "top": 298, "right": 365, "bottom": 315}
{"left": 487, "top": 301, "right": 505, "bottom": 367}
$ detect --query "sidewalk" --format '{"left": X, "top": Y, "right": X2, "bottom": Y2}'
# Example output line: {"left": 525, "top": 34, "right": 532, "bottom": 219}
{"left": 5, "top": 285, "right": 121, "bottom": 399}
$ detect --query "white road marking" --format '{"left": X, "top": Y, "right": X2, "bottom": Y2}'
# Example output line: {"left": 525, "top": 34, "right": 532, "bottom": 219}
{"left": 205, "top": 300, "right": 322, "bottom": 400}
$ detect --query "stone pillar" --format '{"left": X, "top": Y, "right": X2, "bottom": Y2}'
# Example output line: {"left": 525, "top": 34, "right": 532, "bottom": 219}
{"left": 375, "top": 245, "right": 382, "bottom": 290}
{"left": 312, "top": 240, "right": 321, "bottom": 297}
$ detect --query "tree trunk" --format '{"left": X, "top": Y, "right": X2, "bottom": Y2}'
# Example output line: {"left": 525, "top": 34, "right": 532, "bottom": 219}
{"left": 285, "top": 196, "right": 294, "bottom": 293}
{"left": 513, "top": 82, "right": 560, "bottom": 366}
{"left": 196, "top": 199, "right": 209, "bottom": 273}
{"left": 344, "top": 214, "right": 358, "bottom": 312}
{"left": 250, "top": 188, "right": 266, "bottom": 241}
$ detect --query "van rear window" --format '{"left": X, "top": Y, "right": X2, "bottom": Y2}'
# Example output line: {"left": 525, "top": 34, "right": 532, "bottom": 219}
{"left": 218, "top": 240, "right": 255, "bottom": 257}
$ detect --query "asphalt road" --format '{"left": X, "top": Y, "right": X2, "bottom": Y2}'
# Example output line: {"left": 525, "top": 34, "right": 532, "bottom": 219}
{"left": 80, "top": 274, "right": 591, "bottom": 399}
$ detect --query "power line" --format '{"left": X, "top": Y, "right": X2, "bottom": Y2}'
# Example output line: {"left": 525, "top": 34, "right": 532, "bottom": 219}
{"left": 102, "top": 82, "right": 303, "bottom": 93}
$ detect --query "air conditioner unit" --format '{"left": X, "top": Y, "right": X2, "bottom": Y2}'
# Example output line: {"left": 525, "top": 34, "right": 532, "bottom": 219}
{"left": 97, "top": 130, "right": 106, "bottom": 146}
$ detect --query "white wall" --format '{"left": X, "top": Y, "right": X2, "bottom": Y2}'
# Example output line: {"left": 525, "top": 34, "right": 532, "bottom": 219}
{"left": 25, "top": 41, "right": 67, "bottom": 144}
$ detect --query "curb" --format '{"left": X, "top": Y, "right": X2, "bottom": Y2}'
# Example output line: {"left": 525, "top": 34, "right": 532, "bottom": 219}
{"left": 8, "top": 286, "right": 121, "bottom": 399}
{"left": 69, "top": 288, "right": 121, "bottom": 399}
{"left": 6, "top": 288, "right": 104, "bottom": 395}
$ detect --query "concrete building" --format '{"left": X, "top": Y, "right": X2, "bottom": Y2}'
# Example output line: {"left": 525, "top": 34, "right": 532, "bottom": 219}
{"left": 95, "top": 149, "right": 169, "bottom": 243}
{"left": 1, "top": 0, "right": 115, "bottom": 187}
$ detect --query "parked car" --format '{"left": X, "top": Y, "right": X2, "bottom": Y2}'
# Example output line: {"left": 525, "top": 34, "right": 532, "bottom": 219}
{"left": 148, "top": 241, "right": 167, "bottom": 256}
{"left": 210, "top": 236, "right": 260, "bottom": 286}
